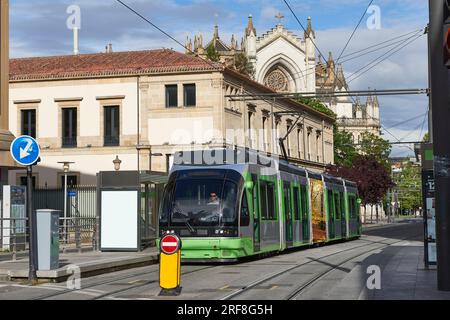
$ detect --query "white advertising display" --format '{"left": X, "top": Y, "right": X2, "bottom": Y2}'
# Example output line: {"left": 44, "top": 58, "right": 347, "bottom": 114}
{"left": 101, "top": 191, "right": 138, "bottom": 250}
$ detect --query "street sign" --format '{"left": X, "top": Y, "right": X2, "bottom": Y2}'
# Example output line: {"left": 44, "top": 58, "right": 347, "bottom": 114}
{"left": 10, "top": 136, "right": 40, "bottom": 166}
{"left": 67, "top": 191, "right": 77, "bottom": 197}
{"left": 160, "top": 234, "right": 181, "bottom": 255}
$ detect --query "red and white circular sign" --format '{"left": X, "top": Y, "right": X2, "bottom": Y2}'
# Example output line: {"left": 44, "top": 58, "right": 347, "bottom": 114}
{"left": 160, "top": 234, "right": 181, "bottom": 255}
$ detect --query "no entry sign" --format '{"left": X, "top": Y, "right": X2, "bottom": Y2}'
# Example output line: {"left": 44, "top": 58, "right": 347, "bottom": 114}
{"left": 160, "top": 234, "right": 181, "bottom": 255}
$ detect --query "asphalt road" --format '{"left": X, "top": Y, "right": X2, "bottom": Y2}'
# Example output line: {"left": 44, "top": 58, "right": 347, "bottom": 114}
{"left": 0, "top": 220, "right": 436, "bottom": 300}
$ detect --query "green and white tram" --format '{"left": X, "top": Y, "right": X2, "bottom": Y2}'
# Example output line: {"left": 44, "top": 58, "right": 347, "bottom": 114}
{"left": 159, "top": 149, "right": 361, "bottom": 262}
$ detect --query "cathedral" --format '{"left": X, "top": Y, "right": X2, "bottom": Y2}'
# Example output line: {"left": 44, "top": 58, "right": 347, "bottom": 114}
{"left": 186, "top": 14, "right": 381, "bottom": 142}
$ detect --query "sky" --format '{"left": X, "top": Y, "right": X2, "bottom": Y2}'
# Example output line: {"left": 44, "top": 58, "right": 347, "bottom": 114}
{"left": 9, "top": 0, "right": 430, "bottom": 157}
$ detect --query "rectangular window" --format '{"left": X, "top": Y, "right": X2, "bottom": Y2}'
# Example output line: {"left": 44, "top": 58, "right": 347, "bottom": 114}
{"left": 104, "top": 106, "right": 120, "bottom": 146}
{"left": 334, "top": 192, "right": 341, "bottom": 220}
{"left": 293, "top": 186, "right": 300, "bottom": 221}
{"left": 260, "top": 181, "right": 276, "bottom": 220}
{"left": 300, "top": 185, "right": 308, "bottom": 221}
{"left": 287, "top": 125, "right": 291, "bottom": 156}
{"left": 328, "top": 190, "right": 335, "bottom": 219}
{"left": 62, "top": 108, "right": 77, "bottom": 148}
{"left": 166, "top": 85, "right": 178, "bottom": 108}
{"left": 61, "top": 175, "right": 78, "bottom": 188}
{"left": 183, "top": 84, "right": 196, "bottom": 107}
{"left": 20, "top": 176, "right": 37, "bottom": 189}
{"left": 21, "top": 109, "right": 36, "bottom": 138}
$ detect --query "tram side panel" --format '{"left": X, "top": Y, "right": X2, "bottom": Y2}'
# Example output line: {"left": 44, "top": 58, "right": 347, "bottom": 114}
{"left": 309, "top": 178, "right": 327, "bottom": 243}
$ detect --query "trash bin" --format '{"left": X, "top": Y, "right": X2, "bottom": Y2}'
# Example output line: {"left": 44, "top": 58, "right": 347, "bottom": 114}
{"left": 36, "top": 209, "right": 60, "bottom": 270}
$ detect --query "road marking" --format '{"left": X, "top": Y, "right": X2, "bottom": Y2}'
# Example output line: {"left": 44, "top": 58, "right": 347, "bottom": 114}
{"left": 219, "top": 285, "right": 230, "bottom": 291}
{"left": 270, "top": 285, "right": 279, "bottom": 290}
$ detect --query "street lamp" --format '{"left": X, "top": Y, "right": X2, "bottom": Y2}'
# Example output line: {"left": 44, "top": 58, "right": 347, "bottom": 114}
{"left": 58, "top": 161, "right": 75, "bottom": 244}
{"left": 113, "top": 155, "right": 122, "bottom": 171}
{"left": 136, "top": 145, "right": 163, "bottom": 172}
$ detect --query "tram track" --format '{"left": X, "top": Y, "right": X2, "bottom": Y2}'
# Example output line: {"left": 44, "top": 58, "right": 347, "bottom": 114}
{"left": 221, "top": 231, "right": 421, "bottom": 300}
{"left": 31, "top": 265, "right": 217, "bottom": 300}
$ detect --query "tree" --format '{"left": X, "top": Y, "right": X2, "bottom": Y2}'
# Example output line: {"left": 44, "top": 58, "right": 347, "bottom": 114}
{"left": 359, "top": 132, "right": 391, "bottom": 169}
{"left": 422, "top": 132, "right": 429, "bottom": 142}
{"left": 326, "top": 155, "right": 394, "bottom": 222}
{"left": 230, "top": 53, "right": 255, "bottom": 78}
{"left": 206, "top": 44, "right": 220, "bottom": 62}
{"left": 393, "top": 161, "right": 422, "bottom": 214}
{"left": 333, "top": 127, "right": 357, "bottom": 167}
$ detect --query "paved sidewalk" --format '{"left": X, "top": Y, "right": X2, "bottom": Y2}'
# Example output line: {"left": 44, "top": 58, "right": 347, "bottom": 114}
{"left": 303, "top": 239, "right": 450, "bottom": 300}
{"left": 0, "top": 248, "right": 158, "bottom": 282}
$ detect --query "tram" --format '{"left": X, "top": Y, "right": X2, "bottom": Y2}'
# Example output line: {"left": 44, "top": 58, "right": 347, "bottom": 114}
{"left": 159, "top": 149, "right": 361, "bottom": 261}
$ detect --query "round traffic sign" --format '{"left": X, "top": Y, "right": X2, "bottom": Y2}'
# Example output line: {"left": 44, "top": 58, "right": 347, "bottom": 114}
{"left": 160, "top": 234, "right": 181, "bottom": 255}
{"left": 10, "top": 136, "right": 41, "bottom": 166}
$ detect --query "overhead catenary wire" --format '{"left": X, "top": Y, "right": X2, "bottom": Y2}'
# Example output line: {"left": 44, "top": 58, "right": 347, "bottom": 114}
{"left": 335, "top": 0, "right": 374, "bottom": 64}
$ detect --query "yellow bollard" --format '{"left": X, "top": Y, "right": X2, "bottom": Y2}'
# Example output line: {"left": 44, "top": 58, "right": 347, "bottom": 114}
{"left": 159, "top": 234, "right": 182, "bottom": 296}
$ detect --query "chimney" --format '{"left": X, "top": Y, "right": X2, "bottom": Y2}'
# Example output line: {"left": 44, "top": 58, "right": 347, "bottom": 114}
{"left": 73, "top": 27, "right": 79, "bottom": 55}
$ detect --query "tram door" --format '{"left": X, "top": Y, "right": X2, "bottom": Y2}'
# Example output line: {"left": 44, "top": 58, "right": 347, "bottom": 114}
{"left": 328, "top": 190, "right": 336, "bottom": 239}
{"left": 252, "top": 175, "right": 260, "bottom": 252}
{"left": 300, "top": 185, "right": 310, "bottom": 242}
{"left": 283, "top": 182, "right": 293, "bottom": 247}
{"left": 340, "top": 193, "right": 347, "bottom": 238}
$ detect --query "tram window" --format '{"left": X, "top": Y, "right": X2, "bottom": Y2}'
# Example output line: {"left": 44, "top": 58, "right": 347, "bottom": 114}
{"left": 349, "top": 196, "right": 357, "bottom": 219}
{"left": 240, "top": 192, "right": 250, "bottom": 226}
{"left": 334, "top": 193, "right": 341, "bottom": 220}
{"left": 328, "top": 190, "right": 335, "bottom": 219}
{"left": 293, "top": 187, "right": 300, "bottom": 220}
{"left": 340, "top": 193, "right": 346, "bottom": 220}
{"left": 300, "top": 185, "right": 308, "bottom": 220}
{"left": 260, "top": 181, "right": 276, "bottom": 220}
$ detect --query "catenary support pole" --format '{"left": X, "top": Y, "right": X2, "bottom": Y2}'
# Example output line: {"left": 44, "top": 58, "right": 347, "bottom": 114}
{"left": 429, "top": 0, "right": 450, "bottom": 291}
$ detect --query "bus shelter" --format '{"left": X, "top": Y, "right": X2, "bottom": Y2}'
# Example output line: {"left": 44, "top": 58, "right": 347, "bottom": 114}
{"left": 97, "top": 171, "right": 168, "bottom": 252}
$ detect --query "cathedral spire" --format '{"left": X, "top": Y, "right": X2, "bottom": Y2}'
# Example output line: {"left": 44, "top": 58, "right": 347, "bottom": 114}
{"left": 335, "top": 64, "right": 348, "bottom": 90}
{"left": 245, "top": 14, "right": 256, "bottom": 36}
{"left": 305, "top": 16, "right": 315, "bottom": 38}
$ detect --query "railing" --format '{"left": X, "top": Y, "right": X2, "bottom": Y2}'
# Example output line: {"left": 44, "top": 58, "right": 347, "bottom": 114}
{"left": 0, "top": 217, "right": 29, "bottom": 261}
{"left": 104, "top": 135, "right": 120, "bottom": 147}
{"left": 62, "top": 137, "right": 77, "bottom": 148}
{"left": 59, "top": 217, "right": 97, "bottom": 251}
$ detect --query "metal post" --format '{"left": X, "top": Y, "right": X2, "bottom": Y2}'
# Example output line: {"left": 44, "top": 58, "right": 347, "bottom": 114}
{"left": 429, "top": 0, "right": 450, "bottom": 291}
{"left": 64, "top": 173, "right": 67, "bottom": 245}
{"left": 27, "top": 165, "right": 37, "bottom": 284}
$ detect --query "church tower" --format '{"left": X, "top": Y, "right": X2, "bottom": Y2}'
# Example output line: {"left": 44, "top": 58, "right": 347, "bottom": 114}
{"left": 244, "top": 15, "right": 257, "bottom": 69}
{"left": 304, "top": 17, "right": 316, "bottom": 92}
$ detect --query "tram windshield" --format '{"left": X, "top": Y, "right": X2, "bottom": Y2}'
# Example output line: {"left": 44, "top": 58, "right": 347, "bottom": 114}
{"left": 160, "top": 170, "right": 241, "bottom": 228}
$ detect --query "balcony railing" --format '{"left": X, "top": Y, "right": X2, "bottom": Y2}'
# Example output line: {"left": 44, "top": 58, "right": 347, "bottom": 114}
{"left": 62, "top": 137, "right": 77, "bottom": 148}
{"left": 104, "top": 135, "right": 120, "bottom": 147}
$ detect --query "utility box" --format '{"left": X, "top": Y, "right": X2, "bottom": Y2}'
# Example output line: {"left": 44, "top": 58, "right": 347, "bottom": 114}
{"left": 36, "top": 209, "right": 60, "bottom": 270}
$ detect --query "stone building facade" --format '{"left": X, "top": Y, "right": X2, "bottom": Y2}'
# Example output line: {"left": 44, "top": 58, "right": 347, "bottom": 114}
{"left": 188, "top": 15, "right": 381, "bottom": 142}
{"left": 8, "top": 49, "right": 334, "bottom": 188}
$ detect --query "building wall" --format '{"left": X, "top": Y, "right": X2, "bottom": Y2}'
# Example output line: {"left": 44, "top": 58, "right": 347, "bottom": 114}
{"left": 8, "top": 69, "right": 334, "bottom": 187}
{"left": 9, "top": 77, "right": 139, "bottom": 187}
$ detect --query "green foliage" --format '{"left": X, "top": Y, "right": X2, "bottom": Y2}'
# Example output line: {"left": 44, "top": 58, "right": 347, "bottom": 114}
{"left": 295, "top": 96, "right": 337, "bottom": 119}
{"left": 232, "top": 53, "right": 255, "bottom": 77}
{"left": 206, "top": 44, "right": 221, "bottom": 62}
{"left": 333, "top": 127, "right": 357, "bottom": 167}
{"left": 393, "top": 161, "right": 422, "bottom": 212}
{"left": 359, "top": 132, "right": 391, "bottom": 169}
{"left": 422, "top": 132, "right": 429, "bottom": 142}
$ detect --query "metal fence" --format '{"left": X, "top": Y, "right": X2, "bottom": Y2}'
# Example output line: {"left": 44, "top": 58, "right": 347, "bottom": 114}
{"left": 34, "top": 185, "right": 97, "bottom": 251}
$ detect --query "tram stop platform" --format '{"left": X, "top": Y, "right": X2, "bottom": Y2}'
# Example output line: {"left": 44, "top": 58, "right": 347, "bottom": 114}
{"left": 0, "top": 248, "right": 159, "bottom": 283}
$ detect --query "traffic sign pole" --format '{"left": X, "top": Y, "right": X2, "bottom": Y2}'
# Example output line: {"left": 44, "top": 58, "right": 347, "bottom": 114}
{"left": 159, "top": 234, "right": 182, "bottom": 296}
{"left": 10, "top": 136, "right": 41, "bottom": 285}
{"left": 27, "top": 165, "right": 37, "bottom": 284}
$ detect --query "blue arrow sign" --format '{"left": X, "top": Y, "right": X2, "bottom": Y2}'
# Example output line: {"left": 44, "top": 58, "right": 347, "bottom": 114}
{"left": 10, "top": 136, "right": 41, "bottom": 166}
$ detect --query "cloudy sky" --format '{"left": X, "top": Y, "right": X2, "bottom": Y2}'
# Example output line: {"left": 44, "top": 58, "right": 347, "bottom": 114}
{"left": 9, "top": 0, "right": 429, "bottom": 157}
